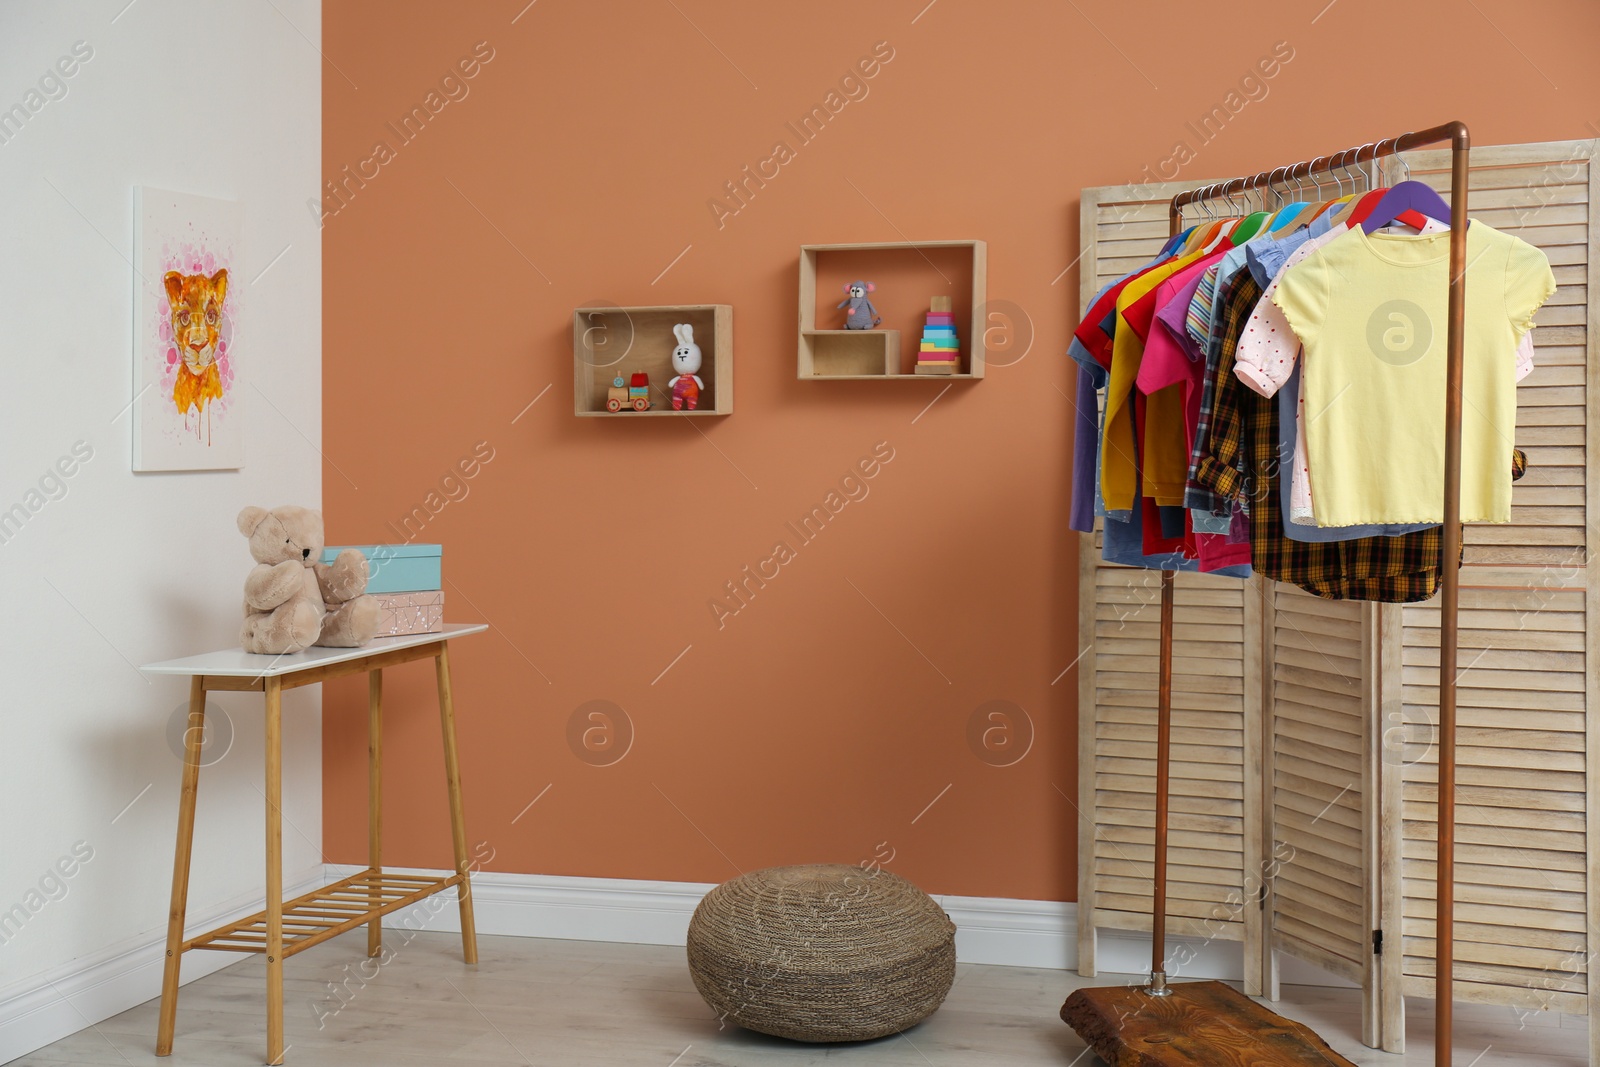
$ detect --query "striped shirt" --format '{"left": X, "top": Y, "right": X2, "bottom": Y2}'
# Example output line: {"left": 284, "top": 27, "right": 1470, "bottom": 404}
{"left": 1184, "top": 263, "right": 1221, "bottom": 352}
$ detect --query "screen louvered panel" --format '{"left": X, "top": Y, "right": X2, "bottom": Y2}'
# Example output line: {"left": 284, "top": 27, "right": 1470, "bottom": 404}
{"left": 1267, "top": 587, "right": 1369, "bottom": 985}
{"left": 1090, "top": 566, "right": 1250, "bottom": 934}
{"left": 1382, "top": 142, "right": 1598, "bottom": 1046}
{"left": 1397, "top": 582, "right": 1589, "bottom": 1012}
{"left": 1075, "top": 183, "right": 1263, "bottom": 989}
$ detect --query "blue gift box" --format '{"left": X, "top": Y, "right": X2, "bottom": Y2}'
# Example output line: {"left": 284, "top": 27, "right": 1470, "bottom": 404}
{"left": 322, "top": 544, "right": 441, "bottom": 594}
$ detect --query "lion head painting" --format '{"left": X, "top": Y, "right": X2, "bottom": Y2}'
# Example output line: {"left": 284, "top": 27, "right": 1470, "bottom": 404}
{"left": 163, "top": 268, "right": 228, "bottom": 443}
{"left": 133, "top": 188, "right": 243, "bottom": 471}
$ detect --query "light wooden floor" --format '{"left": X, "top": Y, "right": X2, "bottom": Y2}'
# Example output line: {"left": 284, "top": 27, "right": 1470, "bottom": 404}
{"left": 11, "top": 931, "right": 1593, "bottom": 1066}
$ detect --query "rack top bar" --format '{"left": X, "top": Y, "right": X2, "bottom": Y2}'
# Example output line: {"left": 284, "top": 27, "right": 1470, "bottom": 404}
{"left": 1171, "top": 120, "right": 1468, "bottom": 211}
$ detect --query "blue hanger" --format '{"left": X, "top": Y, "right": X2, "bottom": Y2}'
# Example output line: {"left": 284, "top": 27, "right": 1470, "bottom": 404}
{"left": 1159, "top": 227, "right": 1195, "bottom": 256}
{"left": 1267, "top": 202, "right": 1308, "bottom": 233}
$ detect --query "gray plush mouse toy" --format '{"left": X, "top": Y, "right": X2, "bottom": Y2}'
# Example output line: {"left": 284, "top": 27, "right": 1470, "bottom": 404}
{"left": 837, "top": 280, "right": 880, "bottom": 329}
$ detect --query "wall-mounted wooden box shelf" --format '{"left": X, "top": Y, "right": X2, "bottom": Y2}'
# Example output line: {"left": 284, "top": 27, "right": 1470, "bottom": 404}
{"left": 572, "top": 304, "right": 732, "bottom": 416}
{"left": 798, "top": 240, "right": 986, "bottom": 380}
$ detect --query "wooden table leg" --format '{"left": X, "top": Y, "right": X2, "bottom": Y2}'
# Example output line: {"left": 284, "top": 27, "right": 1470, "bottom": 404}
{"left": 265, "top": 676, "right": 285, "bottom": 1066}
{"left": 367, "top": 669, "right": 383, "bottom": 958}
{"left": 156, "top": 678, "right": 207, "bottom": 1056}
{"left": 435, "top": 644, "right": 477, "bottom": 965}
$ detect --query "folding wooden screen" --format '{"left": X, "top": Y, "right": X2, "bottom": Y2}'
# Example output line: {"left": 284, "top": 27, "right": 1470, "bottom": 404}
{"left": 1074, "top": 138, "right": 1600, "bottom": 1057}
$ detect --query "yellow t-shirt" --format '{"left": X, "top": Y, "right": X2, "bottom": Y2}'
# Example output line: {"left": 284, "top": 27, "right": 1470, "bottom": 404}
{"left": 1100, "top": 249, "right": 1207, "bottom": 511}
{"left": 1272, "top": 222, "right": 1555, "bottom": 525}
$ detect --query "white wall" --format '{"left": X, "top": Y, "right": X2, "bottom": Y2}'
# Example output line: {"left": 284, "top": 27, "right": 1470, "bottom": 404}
{"left": 0, "top": 0, "right": 323, "bottom": 1057}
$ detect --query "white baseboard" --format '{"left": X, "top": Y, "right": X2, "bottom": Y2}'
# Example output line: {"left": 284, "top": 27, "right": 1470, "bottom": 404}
{"left": 338, "top": 864, "right": 1085, "bottom": 967}
{"left": 327, "top": 864, "right": 1354, "bottom": 988}
{"left": 0, "top": 868, "right": 324, "bottom": 1066}
{"left": 326, "top": 863, "right": 717, "bottom": 946}
{"left": 2, "top": 865, "right": 1356, "bottom": 1064}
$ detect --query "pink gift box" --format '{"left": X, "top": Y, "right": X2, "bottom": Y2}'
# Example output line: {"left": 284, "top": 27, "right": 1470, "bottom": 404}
{"left": 372, "top": 591, "right": 444, "bottom": 637}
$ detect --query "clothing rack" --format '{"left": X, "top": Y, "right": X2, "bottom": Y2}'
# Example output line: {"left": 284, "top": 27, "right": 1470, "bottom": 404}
{"left": 1151, "top": 121, "right": 1471, "bottom": 1067}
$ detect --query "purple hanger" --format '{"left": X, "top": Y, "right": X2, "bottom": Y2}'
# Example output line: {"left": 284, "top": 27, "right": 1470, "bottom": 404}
{"left": 1360, "top": 179, "right": 1460, "bottom": 234}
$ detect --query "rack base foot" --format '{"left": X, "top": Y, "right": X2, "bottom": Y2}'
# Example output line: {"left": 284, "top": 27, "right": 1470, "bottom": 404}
{"left": 1061, "top": 979, "right": 1356, "bottom": 1066}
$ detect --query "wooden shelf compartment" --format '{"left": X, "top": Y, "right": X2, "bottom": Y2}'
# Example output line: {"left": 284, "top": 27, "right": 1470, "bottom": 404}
{"left": 797, "top": 240, "right": 986, "bottom": 380}
{"left": 800, "top": 329, "right": 901, "bottom": 377}
{"left": 183, "top": 868, "right": 460, "bottom": 957}
{"left": 572, "top": 304, "right": 732, "bottom": 416}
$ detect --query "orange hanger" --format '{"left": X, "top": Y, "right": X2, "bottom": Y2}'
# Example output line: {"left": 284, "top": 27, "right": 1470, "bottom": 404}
{"left": 1313, "top": 193, "right": 1355, "bottom": 220}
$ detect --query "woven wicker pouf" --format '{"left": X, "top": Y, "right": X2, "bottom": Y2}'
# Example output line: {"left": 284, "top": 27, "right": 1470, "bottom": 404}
{"left": 686, "top": 864, "right": 957, "bottom": 1043}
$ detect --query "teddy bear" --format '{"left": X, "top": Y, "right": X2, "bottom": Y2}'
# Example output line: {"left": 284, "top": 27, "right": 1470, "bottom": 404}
{"left": 236, "top": 505, "right": 379, "bottom": 654}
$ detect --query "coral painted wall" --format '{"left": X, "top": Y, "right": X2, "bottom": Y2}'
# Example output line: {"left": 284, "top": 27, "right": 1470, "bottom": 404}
{"left": 322, "top": 0, "right": 1600, "bottom": 901}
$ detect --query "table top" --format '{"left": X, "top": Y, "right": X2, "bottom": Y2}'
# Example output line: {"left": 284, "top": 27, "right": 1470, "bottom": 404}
{"left": 140, "top": 623, "right": 488, "bottom": 678}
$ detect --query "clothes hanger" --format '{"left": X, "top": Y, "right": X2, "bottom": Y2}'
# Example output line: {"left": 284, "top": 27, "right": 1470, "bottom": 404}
{"left": 1265, "top": 167, "right": 1309, "bottom": 232}
{"left": 1218, "top": 183, "right": 1242, "bottom": 237}
{"left": 1312, "top": 150, "right": 1349, "bottom": 218}
{"left": 1315, "top": 195, "right": 1357, "bottom": 221}
{"left": 1203, "top": 191, "right": 1235, "bottom": 251}
{"left": 1313, "top": 148, "right": 1358, "bottom": 220}
{"left": 1308, "top": 157, "right": 1355, "bottom": 220}
{"left": 1174, "top": 195, "right": 1211, "bottom": 255}
{"left": 1359, "top": 148, "right": 1447, "bottom": 234}
{"left": 1222, "top": 180, "right": 1269, "bottom": 243}
{"left": 1187, "top": 188, "right": 1236, "bottom": 252}
{"left": 1343, "top": 140, "right": 1428, "bottom": 229}
{"left": 1344, "top": 188, "right": 1390, "bottom": 225}
{"left": 1211, "top": 183, "right": 1242, "bottom": 236}
{"left": 1181, "top": 218, "right": 1221, "bottom": 254}
{"left": 1278, "top": 159, "right": 1335, "bottom": 232}
{"left": 1269, "top": 203, "right": 1309, "bottom": 232}
{"left": 1174, "top": 197, "right": 1208, "bottom": 253}
{"left": 1325, "top": 145, "right": 1376, "bottom": 226}
{"left": 1260, "top": 167, "right": 1293, "bottom": 231}
{"left": 1394, "top": 152, "right": 1431, "bottom": 230}
{"left": 1163, "top": 194, "right": 1203, "bottom": 255}
{"left": 1344, "top": 145, "right": 1391, "bottom": 225}
{"left": 1274, "top": 162, "right": 1315, "bottom": 231}
{"left": 1199, "top": 195, "right": 1234, "bottom": 251}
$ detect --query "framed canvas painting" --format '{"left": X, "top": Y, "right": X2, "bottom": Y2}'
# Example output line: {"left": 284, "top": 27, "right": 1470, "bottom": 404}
{"left": 133, "top": 188, "right": 245, "bottom": 471}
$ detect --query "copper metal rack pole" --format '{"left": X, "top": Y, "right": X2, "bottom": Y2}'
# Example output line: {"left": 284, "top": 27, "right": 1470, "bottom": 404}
{"left": 1143, "top": 188, "right": 1188, "bottom": 998}
{"left": 1150, "top": 569, "right": 1176, "bottom": 994}
{"left": 1435, "top": 122, "right": 1471, "bottom": 1067}
{"left": 1162, "top": 122, "right": 1469, "bottom": 1062}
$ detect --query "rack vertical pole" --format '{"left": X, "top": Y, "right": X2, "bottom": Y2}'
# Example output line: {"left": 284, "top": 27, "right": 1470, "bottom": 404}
{"left": 1149, "top": 569, "right": 1177, "bottom": 994}
{"left": 1146, "top": 189, "right": 1188, "bottom": 996}
{"left": 1434, "top": 122, "right": 1471, "bottom": 1067}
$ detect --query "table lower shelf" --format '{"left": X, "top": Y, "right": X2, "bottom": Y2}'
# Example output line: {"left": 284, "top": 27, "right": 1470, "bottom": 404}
{"left": 183, "top": 868, "right": 463, "bottom": 958}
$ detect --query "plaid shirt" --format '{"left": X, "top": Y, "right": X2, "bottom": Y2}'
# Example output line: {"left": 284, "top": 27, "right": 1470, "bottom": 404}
{"left": 1194, "top": 271, "right": 1450, "bottom": 603}
{"left": 1183, "top": 270, "right": 1247, "bottom": 516}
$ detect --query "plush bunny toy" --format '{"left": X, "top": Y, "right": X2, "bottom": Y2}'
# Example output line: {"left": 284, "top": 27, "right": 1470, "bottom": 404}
{"left": 837, "top": 280, "right": 880, "bottom": 329}
{"left": 668, "top": 323, "right": 704, "bottom": 411}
